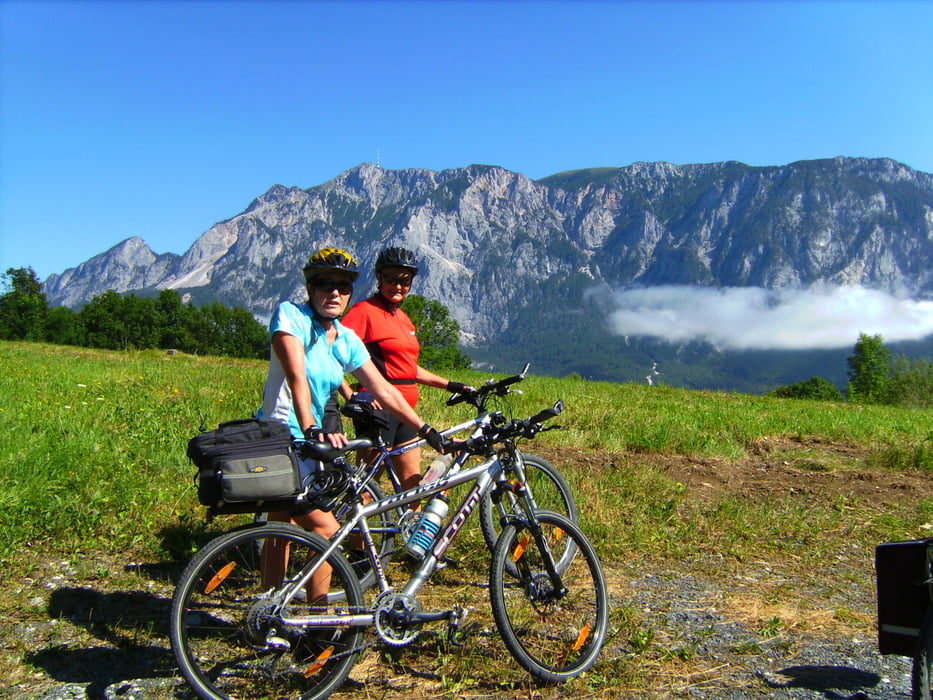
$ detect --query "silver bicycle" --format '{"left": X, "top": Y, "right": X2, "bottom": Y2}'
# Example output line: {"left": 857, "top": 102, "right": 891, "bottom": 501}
{"left": 170, "top": 400, "right": 608, "bottom": 699}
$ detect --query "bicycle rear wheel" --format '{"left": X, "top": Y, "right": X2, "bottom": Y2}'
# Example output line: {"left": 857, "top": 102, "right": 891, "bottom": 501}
{"left": 255, "top": 478, "right": 396, "bottom": 592}
{"left": 489, "top": 510, "right": 608, "bottom": 682}
{"left": 480, "top": 452, "right": 578, "bottom": 575}
{"left": 336, "top": 479, "right": 396, "bottom": 590}
{"left": 170, "top": 522, "right": 365, "bottom": 700}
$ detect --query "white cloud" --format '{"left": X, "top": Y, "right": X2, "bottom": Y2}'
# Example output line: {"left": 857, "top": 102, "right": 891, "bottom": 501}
{"left": 600, "top": 284, "right": 933, "bottom": 350}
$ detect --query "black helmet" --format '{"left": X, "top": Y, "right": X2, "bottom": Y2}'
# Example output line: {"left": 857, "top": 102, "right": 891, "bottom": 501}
{"left": 375, "top": 247, "right": 419, "bottom": 275}
{"left": 303, "top": 248, "right": 359, "bottom": 283}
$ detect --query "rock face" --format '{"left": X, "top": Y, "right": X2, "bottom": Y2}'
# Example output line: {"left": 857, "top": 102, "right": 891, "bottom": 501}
{"left": 43, "top": 157, "right": 933, "bottom": 352}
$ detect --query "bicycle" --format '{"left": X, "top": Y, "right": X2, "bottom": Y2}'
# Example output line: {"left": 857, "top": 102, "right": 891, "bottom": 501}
{"left": 257, "top": 363, "right": 579, "bottom": 590}
{"left": 170, "top": 400, "right": 609, "bottom": 699}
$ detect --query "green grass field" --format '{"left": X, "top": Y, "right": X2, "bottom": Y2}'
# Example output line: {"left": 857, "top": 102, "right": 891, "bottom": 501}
{"left": 2, "top": 341, "right": 930, "bottom": 563}
{"left": 2, "top": 340, "right": 932, "bottom": 697}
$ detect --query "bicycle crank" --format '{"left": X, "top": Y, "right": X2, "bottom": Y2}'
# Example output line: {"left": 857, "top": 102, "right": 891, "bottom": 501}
{"left": 373, "top": 592, "right": 423, "bottom": 646}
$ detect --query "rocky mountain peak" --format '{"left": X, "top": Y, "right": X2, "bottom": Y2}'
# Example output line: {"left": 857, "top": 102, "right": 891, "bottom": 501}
{"left": 41, "top": 158, "right": 933, "bottom": 388}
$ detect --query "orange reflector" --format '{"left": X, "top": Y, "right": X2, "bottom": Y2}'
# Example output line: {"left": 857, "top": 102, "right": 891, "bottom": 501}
{"left": 554, "top": 527, "right": 565, "bottom": 540}
{"left": 205, "top": 561, "right": 236, "bottom": 594}
{"left": 303, "top": 645, "right": 335, "bottom": 677}
{"left": 512, "top": 536, "right": 530, "bottom": 563}
{"left": 573, "top": 623, "right": 591, "bottom": 651}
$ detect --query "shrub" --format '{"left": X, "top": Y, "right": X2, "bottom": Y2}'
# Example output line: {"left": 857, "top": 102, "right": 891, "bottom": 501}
{"left": 767, "top": 376, "right": 844, "bottom": 402}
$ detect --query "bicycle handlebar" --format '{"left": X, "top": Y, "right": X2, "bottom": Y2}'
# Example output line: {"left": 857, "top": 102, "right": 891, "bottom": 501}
{"left": 446, "top": 362, "right": 531, "bottom": 409}
{"left": 457, "top": 399, "right": 564, "bottom": 456}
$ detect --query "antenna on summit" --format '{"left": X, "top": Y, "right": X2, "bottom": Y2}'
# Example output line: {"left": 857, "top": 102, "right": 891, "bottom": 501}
{"left": 376, "top": 149, "right": 381, "bottom": 168}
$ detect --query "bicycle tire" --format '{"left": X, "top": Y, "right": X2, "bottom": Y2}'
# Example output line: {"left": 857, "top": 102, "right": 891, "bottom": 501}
{"left": 489, "top": 510, "right": 608, "bottom": 682}
{"left": 254, "top": 478, "right": 396, "bottom": 592}
{"left": 170, "top": 521, "right": 364, "bottom": 700}
{"left": 479, "top": 452, "right": 578, "bottom": 575}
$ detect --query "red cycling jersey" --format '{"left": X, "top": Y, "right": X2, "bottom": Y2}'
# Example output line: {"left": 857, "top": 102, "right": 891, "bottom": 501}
{"left": 342, "top": 294, "right": 421, "bottom": 406}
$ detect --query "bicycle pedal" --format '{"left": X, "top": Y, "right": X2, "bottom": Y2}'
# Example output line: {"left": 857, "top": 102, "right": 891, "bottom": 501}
{"left": 449, "top": 604, "right": 469, "bottom": 626}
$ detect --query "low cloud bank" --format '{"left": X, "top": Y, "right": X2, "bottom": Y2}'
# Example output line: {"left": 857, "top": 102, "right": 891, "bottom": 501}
{"left": 599, "top": 285, "right": 933, "bottom": 350}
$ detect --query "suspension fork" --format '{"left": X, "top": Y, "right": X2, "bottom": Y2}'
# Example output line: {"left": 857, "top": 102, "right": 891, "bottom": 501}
{"left": 500, "top": 448, "right": 568, "bottom": 598}
{"left": 509, "top": 511, "right": 568, "bottom": 598}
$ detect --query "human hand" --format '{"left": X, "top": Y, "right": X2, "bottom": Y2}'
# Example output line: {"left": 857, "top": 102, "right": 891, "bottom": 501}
{"left": 303, "top": 426, "right": 349, "bottom": 448}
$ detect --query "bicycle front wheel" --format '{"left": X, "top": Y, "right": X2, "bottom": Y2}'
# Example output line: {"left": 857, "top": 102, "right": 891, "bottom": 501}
{"left": 489, "top": 510, "right": 608, "bottom": 682}
{"left": 170, "top": 522, "right": 365, "bottom": 700}
{"left": 480, "top": 452, "right": 578, "bottom": 574}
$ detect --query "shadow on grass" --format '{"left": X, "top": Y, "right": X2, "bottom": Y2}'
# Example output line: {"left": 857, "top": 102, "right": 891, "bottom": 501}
{"left": 157, "top": 516, "right": 230, "bottom": 564}
{"left": 22, "top": 520, "right": 237, "bottom": 696}
{"left": 26, "top": 586, "right": 180, "bottom": 696}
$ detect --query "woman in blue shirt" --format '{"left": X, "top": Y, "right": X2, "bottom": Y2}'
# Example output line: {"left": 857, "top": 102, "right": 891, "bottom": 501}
{"left": 259, "top": 248, "right": 446, "bottom": 599}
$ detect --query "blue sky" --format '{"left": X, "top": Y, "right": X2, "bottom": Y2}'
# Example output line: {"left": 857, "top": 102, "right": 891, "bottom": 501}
{"left": 2, "top": 0, "right": 931, "bottom": 281}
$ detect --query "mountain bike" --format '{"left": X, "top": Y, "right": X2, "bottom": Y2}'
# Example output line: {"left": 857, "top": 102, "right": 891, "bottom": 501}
{"left": 256, "top": 363, "right": 579, "bottom": 590}
{"left": 170, "top": 400, "right": 608, "bottom": 700}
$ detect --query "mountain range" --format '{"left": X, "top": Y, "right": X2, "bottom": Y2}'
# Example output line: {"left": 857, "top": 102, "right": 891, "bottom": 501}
{"left": 42, "top": 157, "right": 933, "bottom": 393}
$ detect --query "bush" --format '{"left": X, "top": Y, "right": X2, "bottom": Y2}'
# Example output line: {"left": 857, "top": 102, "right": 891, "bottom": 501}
{"left": 885, "top": 356, "right": 933, "bottom": 408}
{"left": 767, "top": 376, "right": 844, "bottom": 402}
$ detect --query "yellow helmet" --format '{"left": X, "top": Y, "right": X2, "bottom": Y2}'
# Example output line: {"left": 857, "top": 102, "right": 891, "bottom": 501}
{"left": 303, "top": 248, "right": 359, "bottom": 283}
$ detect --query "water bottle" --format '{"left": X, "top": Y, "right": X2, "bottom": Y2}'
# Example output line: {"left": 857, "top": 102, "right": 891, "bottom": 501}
{"left": 406, "top": 494, "right": 450, "bottom": 559}
{"left": 422, "top": 453, "right": 452, "bottom": 484}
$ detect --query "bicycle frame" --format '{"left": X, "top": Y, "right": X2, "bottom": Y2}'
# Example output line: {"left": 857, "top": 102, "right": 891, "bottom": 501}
{"left": 362, "top": 412, "right": 486, "bottom": 491}
{"left": 275, "top": 448, "right": 551, "bottom": 630}
{"left": 350, "top": 409, "right": 548, "bottom": 543}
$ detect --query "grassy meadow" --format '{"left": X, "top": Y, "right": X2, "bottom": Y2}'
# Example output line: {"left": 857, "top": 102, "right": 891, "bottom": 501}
{"left": 2, "top": 340, "right": 933, "bottom": 696}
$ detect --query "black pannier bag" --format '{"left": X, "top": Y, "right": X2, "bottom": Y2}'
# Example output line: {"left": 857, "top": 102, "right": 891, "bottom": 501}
{"left": 875, "top": 538, "right": 933, "bottom": 656}
{"left": 187, "top": 418, "right": 302, "bottom": 511}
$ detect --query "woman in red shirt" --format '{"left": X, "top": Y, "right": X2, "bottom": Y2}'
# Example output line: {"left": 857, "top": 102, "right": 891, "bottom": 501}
{"left": 342, "top": 247, "right": 472, "bottom": 491}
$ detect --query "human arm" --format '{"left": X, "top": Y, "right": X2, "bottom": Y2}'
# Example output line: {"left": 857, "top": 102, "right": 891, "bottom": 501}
{"left": 338, "top": 379, "right": 355, "bottom": 402}
{"left": 416, "top": 366, "right": 474, "bottom": 396}
{"left": 352, "top": 360, "right": 448, "bottom": 452}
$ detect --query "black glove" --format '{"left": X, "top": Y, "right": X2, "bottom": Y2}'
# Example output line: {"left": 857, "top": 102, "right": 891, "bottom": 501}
{"left": 418, "top": 423, "right": 449, "bottom": 454}
{"left": 446, "top": 381, "right": 475, "bottom": 395}
{"left": 303, "top": 426, "right": 326, "bottom": 443}
{"left": 349, "top": 391, "right": 376, "bottom": 405}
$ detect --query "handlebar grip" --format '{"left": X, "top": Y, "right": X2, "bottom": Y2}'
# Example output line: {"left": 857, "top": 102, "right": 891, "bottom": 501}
{"left": 446, "top": 392, "right": 467, "bottom": 407}
{"left": 498, "top": 365, "right": 529, "bottom": 388}
{"left": 528, "top": 399, "right": 564, "bottom": 426}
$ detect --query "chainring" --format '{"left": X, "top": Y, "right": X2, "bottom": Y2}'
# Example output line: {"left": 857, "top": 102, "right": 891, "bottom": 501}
{"left": 373, "top": 592, "right": 422, "bottom": 646}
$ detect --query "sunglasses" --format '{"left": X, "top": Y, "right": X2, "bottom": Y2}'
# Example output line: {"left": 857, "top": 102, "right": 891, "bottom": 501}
{"left": 381, "top": 274, "right": 413, "bottom": 287}
{"left": 310, "top": 278, "right": 353, "bottom": 295}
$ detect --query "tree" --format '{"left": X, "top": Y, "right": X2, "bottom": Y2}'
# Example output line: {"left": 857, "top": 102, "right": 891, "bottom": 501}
{"left": 44, "top": 306, "right": 82, "bottom": 346}
{"left": 185, "top": 301, "right": 268, "bottom": 359}
{"left": 884, "top": 355, "right": 933, "bottom": 409}
{"left": 155, "top": 289, "right": 196, "bottom": 350}
{"left": 0, "top": 267, "right": 48, "bottom": 340}
{"left": 78, "top": 290, "right": 133, "bottom": 350}
{"left": 846, "top": 333, "right": 891, "bottom": 404}
{"left": 767, "top": 376, "right": 844, "bottom": 402}
{"left": 401, "top": 294, "right": 471, "bottom": 370}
